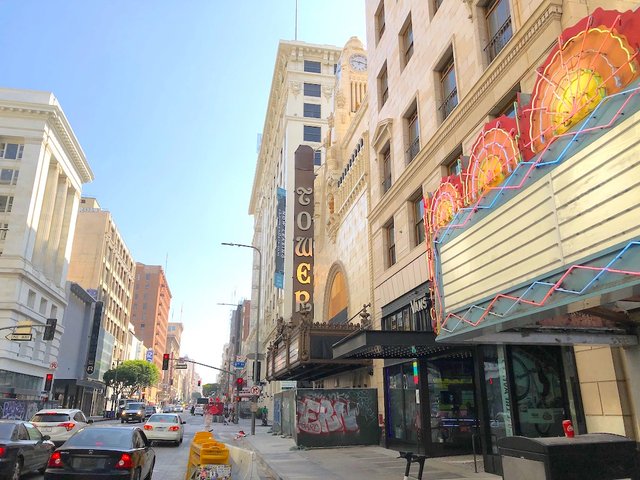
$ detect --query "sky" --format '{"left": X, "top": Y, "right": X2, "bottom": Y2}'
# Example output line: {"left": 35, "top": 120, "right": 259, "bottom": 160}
{"left": 0, "top": 1, "right": 366, "bottom": 384}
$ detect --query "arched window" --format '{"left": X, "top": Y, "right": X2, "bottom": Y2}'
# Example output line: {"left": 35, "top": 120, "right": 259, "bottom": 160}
{"left": 327, "top": 270, "right": 348, "bottom": 324}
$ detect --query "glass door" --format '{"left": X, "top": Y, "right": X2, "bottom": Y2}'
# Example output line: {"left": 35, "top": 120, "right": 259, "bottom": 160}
{"left": 385, "top": 363, "right": 419, "bottom": 445}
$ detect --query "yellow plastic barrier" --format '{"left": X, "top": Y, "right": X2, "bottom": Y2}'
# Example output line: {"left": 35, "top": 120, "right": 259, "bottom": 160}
{"left": 185, "top": 431, "right": 231, "bottom": 480}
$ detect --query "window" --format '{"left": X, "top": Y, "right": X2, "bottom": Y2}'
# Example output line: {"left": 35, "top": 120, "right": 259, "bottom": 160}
{"left": 444, "top": 145, "right": 464, "bottom": 176}
{"left": 0, "top": 169, "right": 18, "bottom": 185}
{"left": 439, "top": 54, "right": 458, "bottom": 120}
{"left": 303, "top": 125, "right": 322, "bottom": 142}
{"left": 375, "top": 1, "right": 386, "bottom": 42}
{"left": 39, "top": 298, "right": 47, "bottom": 315}
{"left": 0, "top": 223, "right": 7, "bottom": 241}
{"left": 381, "top": 143, "right": 392, "bottom": 193}
{"left": 405, "top": 102, "right": 420, "bottom": 163}
{"left": 401, "top": 17, "right": 414, "bottom": 67}
{"left": 303, "top": 103, "right": 321, "bottom": 118}
{"left": 27, "top": 290, "right": 36, "bottom": 308}
{"left": 304, "top": 60, "right": 321, "bottom": 73}
{"left": 386, "top": 220, "right": 396, "bottom": 267}
{"left": 314, "top": 150, "right": 322, "bottom": 166}
{"left": 0, "top": 143, "right": 24, "bottom": 160}
{"left": 0, "top": 196, "right": 13, "bottom": 213}
{"left": 485, "top": 0, "right": 512, "bottom": 62}
{"left": 304, "top": 83, "right": 321, "bottom": 97}
{"left": 413, "top": 195, "right": 425, "bottom": 245}
{"left": 378, "top": 63, "right": 389, "bottom": 108}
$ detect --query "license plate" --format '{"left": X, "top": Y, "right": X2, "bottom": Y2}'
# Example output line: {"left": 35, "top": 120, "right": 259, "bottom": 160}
{"left": 156, "top": 427, "right": 166, "bottom": 431}
{"left": 41, "top": 427, "right": 52, "bottom": 432}
{"left": 72, "top": 457, "right": 105, "bottom": 470}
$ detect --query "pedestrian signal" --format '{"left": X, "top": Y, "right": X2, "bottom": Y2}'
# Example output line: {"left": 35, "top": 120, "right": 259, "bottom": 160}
{"left": 162, "top": 353, "right": 170, "bottom": 370}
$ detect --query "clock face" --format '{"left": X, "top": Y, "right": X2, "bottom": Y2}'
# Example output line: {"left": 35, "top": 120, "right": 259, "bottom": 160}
{"left": 349, "top": 54, "right": 367, "bottom": 72}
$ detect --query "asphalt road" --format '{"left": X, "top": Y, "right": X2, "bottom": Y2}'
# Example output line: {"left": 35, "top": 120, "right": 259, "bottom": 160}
{"left": 24, "top": 413, "right": 209, "bottom": 480}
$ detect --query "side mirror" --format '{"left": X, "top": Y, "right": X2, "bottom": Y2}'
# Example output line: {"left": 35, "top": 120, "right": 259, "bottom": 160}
{"left": 87, "top": 419, "right": 94, "bottom": 424}
{"left": 42, "top": 435, "right": 51, "bottom": 441}
{"left": 182, "top": 421, "right": 186, "bottom": 424}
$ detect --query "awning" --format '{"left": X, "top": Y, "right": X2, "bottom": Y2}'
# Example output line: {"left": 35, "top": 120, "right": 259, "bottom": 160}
{"left": 332, "top": 330, "right": 453, "bottom": 359}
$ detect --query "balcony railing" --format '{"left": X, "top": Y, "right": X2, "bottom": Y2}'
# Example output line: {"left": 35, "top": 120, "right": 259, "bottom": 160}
{"left": 439, "top": 88, "right": 458, "bottom": 120}
{"left": 382, "top": 176, "right": 392, "bottom": 193}
{"left": 405, "top": 136, "right": 420, "bottom": 164}
{"left": 485, "top": 17, "right": 513, "bottom": 62}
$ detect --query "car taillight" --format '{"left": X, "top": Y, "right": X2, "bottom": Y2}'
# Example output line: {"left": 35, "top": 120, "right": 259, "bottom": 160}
{"left": 143, "top": 424, "right": 153, "bottom": 430}
{"left": 168, "top": 425, "right": 180, "bottom": 431}
{"left": 115, "top": 453, "right": 133, "bottom": 469}
{"left": 48, "top": 451, "right": 63, "bottom": 468}
{"left": 0, "top": 446, "right": 5, "bottom": 457}
{"left": 58, "top": 422, "right": 75, "bottom": 431}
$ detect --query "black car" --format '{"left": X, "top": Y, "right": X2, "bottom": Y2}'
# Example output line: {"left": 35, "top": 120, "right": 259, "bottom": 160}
{"left": 0, "top": 419, "right": 55, "bottom": 479}
{"left": 120, "top": 403, "right": 146, "bottom": 424}
{"left": 44, "top": 425, "right": 155, "bottom": 480}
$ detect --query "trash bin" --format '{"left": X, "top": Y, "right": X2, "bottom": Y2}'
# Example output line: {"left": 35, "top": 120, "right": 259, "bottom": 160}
{"left": 497, "top": 433, "right": 639, "bottom": 480}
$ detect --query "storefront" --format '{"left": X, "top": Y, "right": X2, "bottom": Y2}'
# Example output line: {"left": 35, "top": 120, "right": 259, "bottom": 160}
{"left": 334, "top": 285, "right": 585, "bottom": 474}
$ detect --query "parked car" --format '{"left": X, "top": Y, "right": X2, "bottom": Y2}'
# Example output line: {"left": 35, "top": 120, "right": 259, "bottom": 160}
{"left": 143, "top": 413, "right": 185, "bottom": 446}
{"left": 0, "top": 420, "right": 55, "bottom": 479}
{"left": 30, "top": 409, "right": 92, "bottom": 446}
{"left": 193, "top": 405, "right": 204, "bottom": 416}
{"left": 44, "top": 425, "right": 155, "bottom": 480}
{"left": 121, "top": 402, "right": 146, "bottom": 423}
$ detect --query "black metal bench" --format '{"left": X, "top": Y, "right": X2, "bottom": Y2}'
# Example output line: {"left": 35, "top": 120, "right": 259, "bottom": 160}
{"left": 398, "top": 451, "right": 428, "bottom": 480}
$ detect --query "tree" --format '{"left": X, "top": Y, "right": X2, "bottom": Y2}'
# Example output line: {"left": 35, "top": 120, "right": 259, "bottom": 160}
{"left": 191, "top": 391, "right": 201, "bottom": 402}
{"left": 202, "top": 383, "right": 220, "bottom": 397}
{"left": 103, "top": 360, "right": 160, "bottom": 399}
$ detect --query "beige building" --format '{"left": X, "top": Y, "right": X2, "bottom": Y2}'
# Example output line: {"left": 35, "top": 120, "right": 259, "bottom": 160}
{"left": 68, "top": 197, "right": 136, "bottom": 363}
{"left": 166, "top": 322, "right": 184, "bottom": 402}
{"left": 249, "top": 40, "right": 343, "bottom": 401}
{"left": 352, "top": 0, "right": 640, "bottom": 472}
{"left": 0, "top": 88, "right": 93, "bottom": 399}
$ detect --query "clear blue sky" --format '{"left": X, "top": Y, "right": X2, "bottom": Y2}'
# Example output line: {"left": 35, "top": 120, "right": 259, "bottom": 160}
{"left": 0, "top": 1, "right": 366, "bottom": 384}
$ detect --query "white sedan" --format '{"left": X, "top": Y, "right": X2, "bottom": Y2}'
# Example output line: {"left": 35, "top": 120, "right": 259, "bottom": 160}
{"left": 143, "top": 413, "right": 185, "bottom": 446}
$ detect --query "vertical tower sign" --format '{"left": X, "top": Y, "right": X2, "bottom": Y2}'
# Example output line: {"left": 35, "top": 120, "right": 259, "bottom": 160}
{"left": 274, "top": 187, "right": 286, "bottom": 289}
{"left": 292, "top": 145, "right": 314, "bottom": 322}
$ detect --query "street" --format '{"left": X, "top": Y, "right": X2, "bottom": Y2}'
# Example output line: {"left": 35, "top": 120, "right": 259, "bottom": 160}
{"left": 23, "top": 414, "right": 248, "bottom": 480}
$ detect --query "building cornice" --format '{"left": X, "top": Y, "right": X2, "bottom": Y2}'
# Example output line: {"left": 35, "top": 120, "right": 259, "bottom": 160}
{"left": 369, "top": 0, "right": 563, "bottom": 222}
{"left": 0, "top": 100, "right": 94, "bottom": 184}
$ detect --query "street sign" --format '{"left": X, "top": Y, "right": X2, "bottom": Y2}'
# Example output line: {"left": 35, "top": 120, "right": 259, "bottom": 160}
{"left": 49, "top": 361, "right": 58, "bottom": 370}
{"left": 6, "top": 333, "right": 32, "bottom": 341}
{"left": 86, "top": 360, "right": 95, "bottom": 375}
{"left": 233, "top": 361, "right": 246, "bottom": 369}
{"left": 237, "top": 388, "right": 253, "bottom": 398}
{"left": 174, "top": 363, "right": 188, "bottom": 369}
{"left": 250, "top": 386, "right": 262, "bottom": 396}
{"left": 145, "top": 349, "right": 154, "bottom": 363}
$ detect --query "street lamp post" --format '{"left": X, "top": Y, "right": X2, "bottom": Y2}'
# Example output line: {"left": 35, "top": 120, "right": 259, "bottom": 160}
{"left": 221, "top": 242, "right": 262, "bottom": 435}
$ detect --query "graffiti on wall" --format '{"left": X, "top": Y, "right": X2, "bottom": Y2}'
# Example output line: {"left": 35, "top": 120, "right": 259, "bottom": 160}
{"left": 294, "top": 389, "right": 378, "bottom": 447}
{"left": 0, "top": 400, "right": 51, "bottom": 420}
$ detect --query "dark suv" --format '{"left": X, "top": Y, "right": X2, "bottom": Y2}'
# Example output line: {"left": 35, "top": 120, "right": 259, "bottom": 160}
{"left": 121, "top": 402, "right": 146, "bottom": 423}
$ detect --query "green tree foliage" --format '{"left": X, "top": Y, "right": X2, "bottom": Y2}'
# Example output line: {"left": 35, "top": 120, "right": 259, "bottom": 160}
{"left": 103, "top": 360, "right": 161, "bottom": 398}
{"left": 191, "top": 391, "right": 201, "bottom": 401}
{"left": 202, "top": 383, "right": 220, "bottom": 397}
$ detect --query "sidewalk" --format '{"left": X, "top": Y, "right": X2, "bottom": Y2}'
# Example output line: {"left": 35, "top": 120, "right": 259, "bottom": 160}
{"left": 213, "top": 418, "right": 500, "bottom": 480}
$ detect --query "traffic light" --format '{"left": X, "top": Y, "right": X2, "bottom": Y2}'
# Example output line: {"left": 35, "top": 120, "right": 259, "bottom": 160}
{"left": 44, "top": 373, "right": 53, "bottom": 391}
{"left": 162, "top": 353, "right": 169, "bottom": 370}
{"left": 236, "top": 377, "right": 244, "bottom": 393}
{"left": 197, "top": 380, "right": 201, "bottom": 387}
{"left": 43, "top": 318, "right": 57, "bottom": 341}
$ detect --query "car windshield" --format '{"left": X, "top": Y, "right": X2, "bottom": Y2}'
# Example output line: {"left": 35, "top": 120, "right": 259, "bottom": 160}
{"left": 148, "top": 414, "right": 178, "bottom": 423}
{"left": 125, "top": 403, "right": 145, "bottom": 410}
{"left": 0, "top": 424, "right": 15, "bottom": 438}
{"left": 31, "top": 413, "right": 71, "bottom": 423}
{"left": 65, "top": 428, "right": 133, "bottom": 448}
{"left": 145, "top": 406, "right": 155, "bottom": 411}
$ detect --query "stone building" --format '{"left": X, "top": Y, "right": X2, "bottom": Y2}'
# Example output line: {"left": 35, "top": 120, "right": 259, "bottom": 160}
{"left": 0, "top": 88, "right": 93, "bottom": 399}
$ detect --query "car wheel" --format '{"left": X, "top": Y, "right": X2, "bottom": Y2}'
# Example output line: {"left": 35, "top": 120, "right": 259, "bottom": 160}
{"left": 121, "top": 419, "right": 125, "bottom": 423}
{"left": 11, "top": 457, "right": 22, "bottom": 480}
